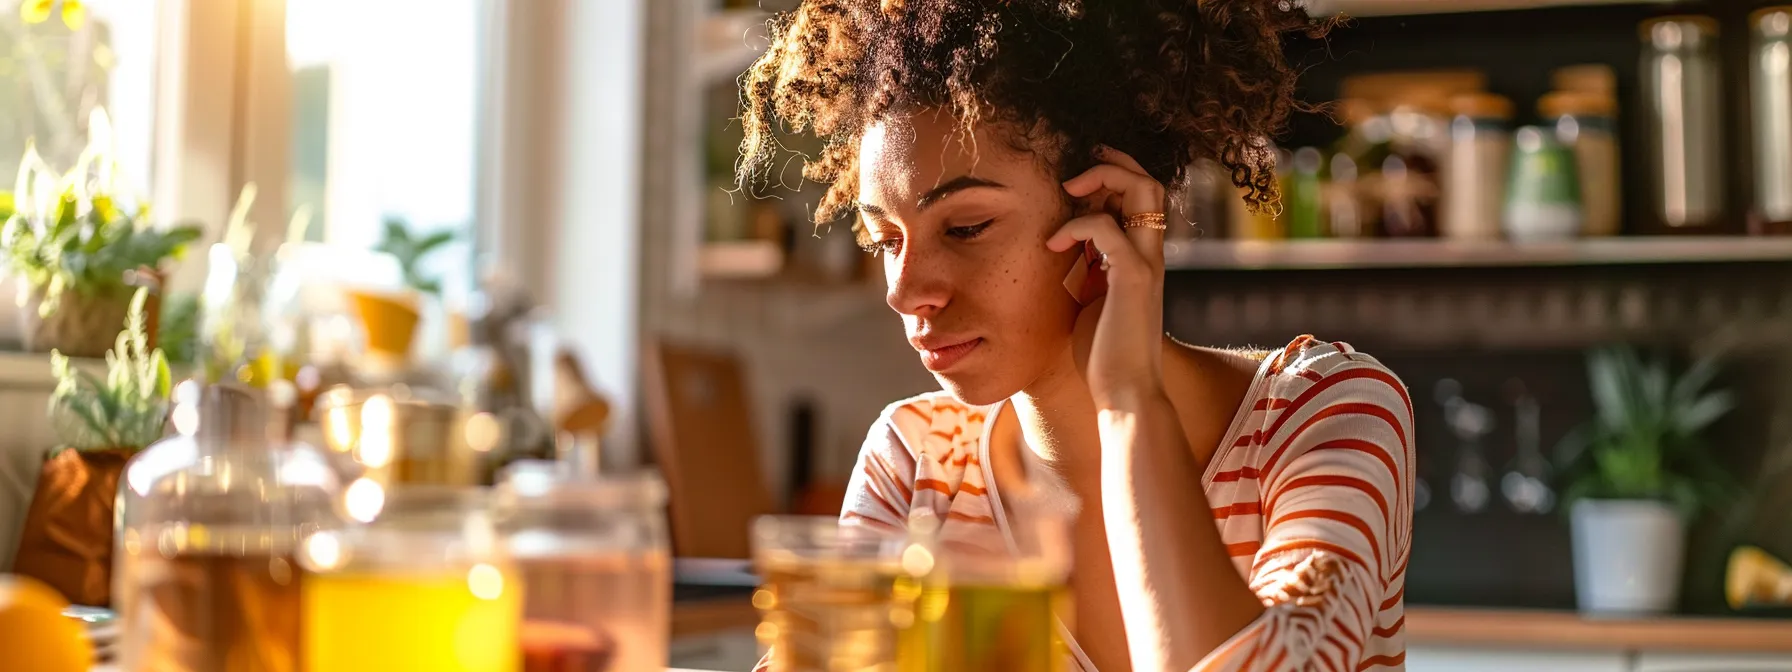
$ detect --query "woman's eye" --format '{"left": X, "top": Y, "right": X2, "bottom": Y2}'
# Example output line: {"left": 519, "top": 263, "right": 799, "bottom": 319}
{"left": 947, "top": 220, "right": 993, "bottom": 241}
{"left": 860, "top": 237, "right": 902, "bottom": 256}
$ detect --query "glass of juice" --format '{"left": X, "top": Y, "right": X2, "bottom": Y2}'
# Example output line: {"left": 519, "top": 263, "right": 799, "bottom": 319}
{"left": 298, "top": 485, "right": 521, "bottom": 672}
{"left": 751, "top": 515, "right": 914, "bottom": 672}
{"left": 895, "top": 508, "right": 1075, "bottom": 672}
{"left": 494, "top": 462, "right": 672, "bottom": 672}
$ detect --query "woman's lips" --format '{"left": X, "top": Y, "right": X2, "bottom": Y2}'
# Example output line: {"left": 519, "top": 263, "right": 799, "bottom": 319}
{"left": 919, "top": 338, "right": 983, "bottom": 372}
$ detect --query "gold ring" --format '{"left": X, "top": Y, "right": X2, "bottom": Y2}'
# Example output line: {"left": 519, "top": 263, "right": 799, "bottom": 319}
{"left": 1123, "top": 213, "right": 1167, "bottom": 230}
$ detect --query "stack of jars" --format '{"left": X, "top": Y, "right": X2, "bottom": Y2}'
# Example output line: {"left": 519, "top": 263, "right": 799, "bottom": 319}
{"left": 113, "top": 379, "right": 670, "bottom": 672}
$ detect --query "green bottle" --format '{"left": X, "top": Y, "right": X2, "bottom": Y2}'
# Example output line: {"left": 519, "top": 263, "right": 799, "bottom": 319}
{"left": 1287, "top": 147, "right": 1326, "bottom": 239}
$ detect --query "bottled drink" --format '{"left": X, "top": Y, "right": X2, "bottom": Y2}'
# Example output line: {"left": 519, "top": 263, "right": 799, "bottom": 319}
{"left": 115, "top": 382, "right": 337, "bottom": 672}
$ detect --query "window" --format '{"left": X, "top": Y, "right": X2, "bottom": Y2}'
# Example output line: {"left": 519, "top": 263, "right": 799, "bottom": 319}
{"left": 1, "top": 0, "right": 158, "bottom": 199}
{"left": 285, "top": 0, "right": 483, "bottom": 304}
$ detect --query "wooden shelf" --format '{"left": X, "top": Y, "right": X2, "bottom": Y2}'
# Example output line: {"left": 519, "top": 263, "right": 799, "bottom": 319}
{"left": 1407, "top": 606, "right": 1792, "bottom": 653}
{"left": 1163, "top": 237, "right": 1792, "bottom": 271}
{"left": 1309, "top": 0, "right": 1669, "bottom": 17}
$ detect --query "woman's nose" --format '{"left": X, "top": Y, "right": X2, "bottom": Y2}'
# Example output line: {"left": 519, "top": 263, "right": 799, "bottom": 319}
{"left": 885, "top": 245, "right": 951, "bottom": 318}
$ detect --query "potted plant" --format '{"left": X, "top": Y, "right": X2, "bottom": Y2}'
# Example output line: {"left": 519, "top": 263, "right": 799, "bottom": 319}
{"left": 2, "top": 110, "right": 202, "bottom": 357}
{"left": 352, "top": 216, "right": 458, "bottom": 364}
{"left": 11, "top": 287, "right": 171, "bottom": 606}
{"left": 1558, "top": 346, "right": 1738, "bottom": 615}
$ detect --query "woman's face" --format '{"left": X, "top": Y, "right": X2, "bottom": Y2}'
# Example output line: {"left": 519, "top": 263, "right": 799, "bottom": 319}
{"left": 857, "top": 110, "right": 1085, "bottom": 406}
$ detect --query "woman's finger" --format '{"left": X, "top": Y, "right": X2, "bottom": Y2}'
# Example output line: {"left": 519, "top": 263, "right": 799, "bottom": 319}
{"left": 1063, "top": 164, "right": 1165, "bottom": 218}
{"left": 1045, "top": 212, "right": 1156, "bottom": 286}
{"left": 1095, "top": 145, "right": 1149, "bottom": 175}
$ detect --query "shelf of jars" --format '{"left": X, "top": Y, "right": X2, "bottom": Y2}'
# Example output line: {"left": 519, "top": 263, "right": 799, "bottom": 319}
{"left": 1310, "top": 0, "right": 1671, "bottom": 17}
{"left": 1163, "top": 236, "right": 1792, "bottom": 271}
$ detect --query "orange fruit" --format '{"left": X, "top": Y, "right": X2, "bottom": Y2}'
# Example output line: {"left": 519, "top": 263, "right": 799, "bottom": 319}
{"left": 0, "top": 574, "right": 92, "bottom": 672}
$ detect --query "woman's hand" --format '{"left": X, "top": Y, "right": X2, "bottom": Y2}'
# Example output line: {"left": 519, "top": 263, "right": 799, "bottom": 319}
{"left": 1047, "top": 145, "right": 1168, "bottom": 410}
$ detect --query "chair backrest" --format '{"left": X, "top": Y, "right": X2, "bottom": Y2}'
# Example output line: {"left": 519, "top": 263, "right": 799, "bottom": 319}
{"left": 643, "top": 339, "right": 776, "bottom": 559}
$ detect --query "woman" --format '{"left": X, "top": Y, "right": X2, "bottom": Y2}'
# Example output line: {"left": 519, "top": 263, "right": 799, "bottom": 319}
{"left": 738, "top": 2, "right": 1414, "bottom": 670}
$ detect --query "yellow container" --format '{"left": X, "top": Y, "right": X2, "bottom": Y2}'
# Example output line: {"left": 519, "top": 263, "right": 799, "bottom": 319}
{"left": 305, "top": 569, "right": 520, "bottom": 671}
{"left": 347, "top": 289, "right": 421, "bottom": 359}
{"left": 299, "top": 486, "right": 519, "bottom": 671}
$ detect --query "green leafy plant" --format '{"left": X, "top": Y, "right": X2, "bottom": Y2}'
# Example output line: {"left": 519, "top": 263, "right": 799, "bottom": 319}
{"left": 157, "top": 291, "right": 200, "bottom": 365}
{"left": 372, "top": 216, "right": 457, "bottom": 296}
{"left": 2, "top": 111, "right": 203, "bottom": 316}
{"left": 1557, "top": 346, "right": 1740, "bottom": 516}
{"left": 47, "top": 286, "right": 173, "bottom": 455}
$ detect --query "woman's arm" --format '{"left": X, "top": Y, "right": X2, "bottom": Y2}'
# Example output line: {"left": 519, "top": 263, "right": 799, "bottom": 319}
{"left": 1053, "top": 147, "right": 1412, "bottom": 670}
{"left": 1113, "top": 348, "right": 1414, "bottom": 672}
{"left": 1051, "top": 146, "right": 1268, "bottom": 670}
{"left": 1099, "top": 389, "right": 1268, "bottom": 670}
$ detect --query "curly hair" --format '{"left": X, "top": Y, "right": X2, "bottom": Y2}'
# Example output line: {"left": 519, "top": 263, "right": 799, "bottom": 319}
{"left": 736, "top": 0, "right": 1331, "bottom": 224}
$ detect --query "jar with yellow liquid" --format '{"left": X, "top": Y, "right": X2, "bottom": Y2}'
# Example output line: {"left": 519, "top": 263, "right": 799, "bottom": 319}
{"left": 297, "top": 486, "right": 520, "bottom": 672}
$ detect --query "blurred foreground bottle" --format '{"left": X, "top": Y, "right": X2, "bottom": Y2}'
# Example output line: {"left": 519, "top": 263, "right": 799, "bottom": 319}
{"left": 114, "top": 381, "right": 339, "bottom": 672}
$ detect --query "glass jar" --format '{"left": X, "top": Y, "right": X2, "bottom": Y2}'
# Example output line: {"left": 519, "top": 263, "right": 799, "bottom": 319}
{"left": 1541, "top": 91, "right": 1621, "bottom": 237}
{"left": 896, "top": 506, "right": 1076, "bottom": 672}
{"left": 494, "top": 463, "right": 672, "bottom": 672}
{"left": 1503, "top": 126, "right": 1585, "bottom": 242}
{"left": 1752, "top": 7, "right": 1792, "bottom": 233}
{"left": 751, "top": 515, "right": 912, "bottom": 672}
{"left": 1640, "top": 15, "right": 1726, "bottom": 231}
{"left": 298, "top": 486, "right": 520, "bottom": 671}
{"left": 1443, "top": 93, "right": 1513, "bottom": 240}
{"left": 1380, "top": 93, "right": 1449, "bottom": 238}
{"left": 315, "top": 384, "right": 493, "bottom": 487}
{"left": 114, "top": 381, "right": 339, "bottom": 672}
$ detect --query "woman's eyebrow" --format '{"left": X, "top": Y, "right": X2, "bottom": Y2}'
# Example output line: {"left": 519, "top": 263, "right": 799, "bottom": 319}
{"left": 857, "top": 175, "right": 1007, "bottom": 218}
{"left": 915, "top": 175, "right": 1005, "bottom": 211}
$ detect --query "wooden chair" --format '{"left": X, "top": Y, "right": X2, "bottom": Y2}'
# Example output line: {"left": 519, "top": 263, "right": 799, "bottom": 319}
{"left": 642, "top": 339, "right": 777, "bottom": 560}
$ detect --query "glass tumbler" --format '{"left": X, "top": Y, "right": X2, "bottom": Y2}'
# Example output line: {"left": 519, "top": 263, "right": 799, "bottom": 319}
{"left": 895, "top": 509, "right": 1075, "bottom": 672}
{"left": 494, "top": 462, "right": 672, "bottom": 672}
{"left": 751, "top": 515, "right": 913, "bottom": 672}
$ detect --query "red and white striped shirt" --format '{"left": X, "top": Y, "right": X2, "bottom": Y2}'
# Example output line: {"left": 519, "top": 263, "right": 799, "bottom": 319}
{"left": 840, "top": 336, "right": 1414, "bottom": 671}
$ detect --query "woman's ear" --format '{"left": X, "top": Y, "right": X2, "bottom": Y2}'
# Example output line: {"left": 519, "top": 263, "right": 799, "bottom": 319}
{"left": 1063, "top": 240, "right": 1108, "bottom": 306}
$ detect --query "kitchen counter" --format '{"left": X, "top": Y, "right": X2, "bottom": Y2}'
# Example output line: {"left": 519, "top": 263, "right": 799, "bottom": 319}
{"left": 1407, "top": 606, "right": 1792, "bottom": 653}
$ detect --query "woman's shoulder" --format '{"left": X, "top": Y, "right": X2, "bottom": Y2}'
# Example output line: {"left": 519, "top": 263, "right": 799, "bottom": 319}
{"left": 1234, "top": 334, "right": 1416, "bottom": 448}
{"left": 1262, "top": 335, "right": 1409, "bottom": 402}
{"left": 865, "top": 391, "right": 996, "bottom": 459}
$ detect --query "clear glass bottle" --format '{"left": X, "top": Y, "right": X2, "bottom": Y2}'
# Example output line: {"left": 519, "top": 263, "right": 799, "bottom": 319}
{"left": 297, "top": 485, "right": 520, "bottom": 671}
{"left": 114, "top": 381, "right": 339, "bottom": 672}
{"left": 1640, "top": 15, "right": 1726, "bottom": 232}
{"left": 494, "top": 463, "right": 672, "bottom": 672}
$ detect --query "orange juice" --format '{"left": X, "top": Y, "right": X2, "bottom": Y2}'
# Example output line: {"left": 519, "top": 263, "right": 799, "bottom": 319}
{"left": 304, "top": 566, "right": 521, "bottom": 672}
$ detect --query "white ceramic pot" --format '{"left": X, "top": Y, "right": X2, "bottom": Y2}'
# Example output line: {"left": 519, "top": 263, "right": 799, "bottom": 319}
{"left": 1571, "top": 498, "right": 1687, "bottom": 614}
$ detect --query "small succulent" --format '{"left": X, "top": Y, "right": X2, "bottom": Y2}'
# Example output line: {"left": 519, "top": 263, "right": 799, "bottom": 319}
{"left": 1557, "top": 346, "right": 1739, "bottom": 517}
{"left": 47, "top": 287, "right": 173, "bottom": 455}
